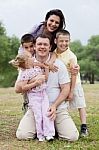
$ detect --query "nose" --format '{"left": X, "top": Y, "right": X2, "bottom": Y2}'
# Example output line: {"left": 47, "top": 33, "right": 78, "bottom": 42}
{"left": 63, "top": 41, "right": 66, "bottom": 45}
{"left": 52, "top": 21, "right": 56, "bottom": 26}
{"left": 40, "top": 44, "right": 45, "bottom": 48}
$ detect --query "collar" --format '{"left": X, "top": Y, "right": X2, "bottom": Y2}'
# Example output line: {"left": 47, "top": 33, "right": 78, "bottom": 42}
{"left": 34, "top": 54, "right": 51, "bottom": 63}
{"left": 55, "top": 47, "right": 70, "bottom": 55}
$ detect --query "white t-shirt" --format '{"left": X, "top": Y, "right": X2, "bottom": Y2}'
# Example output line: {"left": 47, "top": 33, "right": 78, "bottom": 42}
{"left": 16, "top": 58, "right": 70, "bottom": 110}
{"left": 46, "top": 59, "right": 70, "bottom": 110}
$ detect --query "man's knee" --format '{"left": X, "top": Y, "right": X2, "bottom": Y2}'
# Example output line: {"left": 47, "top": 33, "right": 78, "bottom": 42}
{"left": 58, "top": 130, "right": 79, "bottom": 142}
{"left": 68, "top": 131, "right": 79, "bottom": 141}
{"left": 16, "top": 129, "right": 36, "bottom": 140}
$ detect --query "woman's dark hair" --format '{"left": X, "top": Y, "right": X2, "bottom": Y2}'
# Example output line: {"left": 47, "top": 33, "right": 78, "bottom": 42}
{"left": 45, "top": 9, "right": 66, "bottom": 30}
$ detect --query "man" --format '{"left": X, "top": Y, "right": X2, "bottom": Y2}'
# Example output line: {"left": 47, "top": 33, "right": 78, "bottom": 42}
{"left": 15, "top": 34, "right": 79, "bottom": 141}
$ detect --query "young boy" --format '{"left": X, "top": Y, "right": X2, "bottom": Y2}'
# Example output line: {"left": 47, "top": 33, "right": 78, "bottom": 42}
{"left": 18, "top": 33, "right": 35, "bottom": 55}
{"left": 54, "top": 29, "right": 88, "bottom": 137}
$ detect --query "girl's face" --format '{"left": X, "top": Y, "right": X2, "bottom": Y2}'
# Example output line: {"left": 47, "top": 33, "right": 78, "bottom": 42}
{"left": 46, "top": 15, "right": 60, "bottom": 32}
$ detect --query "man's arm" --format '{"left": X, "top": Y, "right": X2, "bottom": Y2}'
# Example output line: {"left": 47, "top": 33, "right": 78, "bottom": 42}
{"left": 15, "top": 74, "right": 46, "bottom": 93}
{"left": 15, "top": 80, "right": 23, "bottom": 93}
{"left": 48, "top": 82, "right": 70, "bottom": 120}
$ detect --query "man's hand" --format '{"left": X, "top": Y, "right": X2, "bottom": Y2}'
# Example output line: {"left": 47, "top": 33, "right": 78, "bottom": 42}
{"left": 35, "top": 78, "right": 45, "bottom": 86}
{"left": 34, "top": 74, "right": 45, "bottom": 81}
{"left": 28, "top": 74, "right": 45, "bottom": 84}
{"left": 47, "top": 104, "right": 57, "bottom": 121}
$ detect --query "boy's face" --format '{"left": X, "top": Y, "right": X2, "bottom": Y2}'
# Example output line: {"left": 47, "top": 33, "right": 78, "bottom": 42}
{"left": 55, "top": 34, "right": 70, "bottom": 53}
{"left": 22, "top": 42, "right": 34, "bottom": 55}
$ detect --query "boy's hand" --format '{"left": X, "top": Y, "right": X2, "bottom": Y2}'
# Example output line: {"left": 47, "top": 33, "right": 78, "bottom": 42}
{"left": 70, "top": 64, "right": 80, "bottom": 75}
{"left": 49, "top": 64, "right": 58, "bottom": 72}
{"left": 67, "top": 91, "right": 74, "bottom": 101}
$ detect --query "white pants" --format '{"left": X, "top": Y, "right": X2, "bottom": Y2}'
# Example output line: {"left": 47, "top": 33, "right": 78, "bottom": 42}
{"left": 16, "top": 108, "right": 79, "bottom": 141}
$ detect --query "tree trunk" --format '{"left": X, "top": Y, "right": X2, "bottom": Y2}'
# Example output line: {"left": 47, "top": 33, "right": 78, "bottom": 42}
{"left": 89, "top": 73, "right": 94, "bottom": 84}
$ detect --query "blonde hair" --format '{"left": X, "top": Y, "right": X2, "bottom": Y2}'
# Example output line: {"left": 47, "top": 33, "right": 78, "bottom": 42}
{"left": 9, "top": 53, "right": 29, "bottom": 69}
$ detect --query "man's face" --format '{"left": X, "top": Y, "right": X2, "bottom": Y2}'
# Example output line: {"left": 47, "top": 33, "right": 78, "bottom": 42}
{"left": 22, "top": 42, "right": 34, "bottom": 55}
{"left": 35, "top": 37, "right": 51, "bottom": 57}
{"left": 56, "top": 35, "right": 70, "bottom": 53}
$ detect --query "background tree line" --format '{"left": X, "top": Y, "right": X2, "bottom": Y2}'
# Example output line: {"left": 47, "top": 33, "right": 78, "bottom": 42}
{"left": 0, "top": 22, "right": 99, "bottom": 87}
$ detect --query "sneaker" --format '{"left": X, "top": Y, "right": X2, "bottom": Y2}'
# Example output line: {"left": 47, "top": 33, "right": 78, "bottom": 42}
{"left": 46, "top": 136, "right": 54, "bottom": 141}
{"left": 80, "top": 124, "right": 88, "bottom": 137}
{"left": 38, "top": 137, "right": 45, "bottom": 142}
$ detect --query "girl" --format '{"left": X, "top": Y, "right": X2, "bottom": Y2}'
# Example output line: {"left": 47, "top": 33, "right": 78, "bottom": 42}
{"left": 9, "top": 52, "right": 55, "bottom": 141}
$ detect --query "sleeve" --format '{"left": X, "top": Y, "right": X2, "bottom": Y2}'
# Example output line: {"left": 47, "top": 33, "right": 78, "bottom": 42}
{"left": 69, "top": 55, "right": 77, "bottom": 67}
{"left": 29, "top": 24, "right": 41, "bottom": 37}
{"left": 57, "top": 60, "right": 70, "bottom": 84}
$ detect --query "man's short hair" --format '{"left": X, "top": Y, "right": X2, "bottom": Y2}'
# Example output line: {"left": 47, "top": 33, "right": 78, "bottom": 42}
{"left": 35, "top": 34, "right": 52, "bottom": 45}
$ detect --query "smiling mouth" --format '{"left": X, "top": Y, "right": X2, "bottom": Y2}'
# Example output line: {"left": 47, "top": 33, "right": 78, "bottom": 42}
{"left": 50, "top": 27, "right": 57, "bottom": 30}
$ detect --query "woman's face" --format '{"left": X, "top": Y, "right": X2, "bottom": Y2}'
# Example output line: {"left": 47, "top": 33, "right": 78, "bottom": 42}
{"left": 46, "top": 15, "right": 60, "bottom": 32}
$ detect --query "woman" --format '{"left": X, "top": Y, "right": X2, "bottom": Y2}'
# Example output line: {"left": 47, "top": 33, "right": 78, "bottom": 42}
{"left": 19, "top": 9, "right": 66, "bottom": 53}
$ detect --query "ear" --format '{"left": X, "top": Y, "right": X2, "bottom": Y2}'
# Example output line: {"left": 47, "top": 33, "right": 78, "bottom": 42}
{"left": 33, "top": 44, "right": 36, "bottom": 50}
{"left": 54, "top": 38, "right": 57, "bottom": 44}
{"left": 49, "top": 45, "right": 52, "bottom": 52}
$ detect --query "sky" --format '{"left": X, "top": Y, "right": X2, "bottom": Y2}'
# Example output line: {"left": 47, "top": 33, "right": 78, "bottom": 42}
{"left": 0, "top": 0, "right": 99, "bottom": 45}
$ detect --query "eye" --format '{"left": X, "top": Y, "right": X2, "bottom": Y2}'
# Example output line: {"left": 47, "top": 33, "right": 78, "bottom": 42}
{"left": 30, "top": 45, "right": 33, "bottom": 48}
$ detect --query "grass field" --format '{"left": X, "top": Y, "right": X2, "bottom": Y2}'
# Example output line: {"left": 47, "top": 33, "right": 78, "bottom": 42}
{"left": 0, "top": 84, "right": 99, "bottom": 150}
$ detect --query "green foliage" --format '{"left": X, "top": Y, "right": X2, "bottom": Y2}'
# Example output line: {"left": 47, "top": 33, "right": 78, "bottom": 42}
{"left": 0, "top": 22, "right": 99, "bottom": 86}
{"left": 70, "top": 36, "right": 99, "bottom": 83}
{"left": 0, "top": 22, "right": 6, "bottom": 35}
{"left": 0, "top": 22, "right": 20, "bottom": 87}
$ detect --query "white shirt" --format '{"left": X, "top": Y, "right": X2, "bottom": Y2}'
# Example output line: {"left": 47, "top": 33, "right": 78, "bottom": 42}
{"left": 46, "top": 59, "right": 70, "bottom": 109}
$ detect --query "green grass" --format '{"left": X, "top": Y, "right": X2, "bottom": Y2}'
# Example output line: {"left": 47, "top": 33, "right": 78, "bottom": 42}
{"left": 0, "top": 84, "right": 99, "bottom": 150}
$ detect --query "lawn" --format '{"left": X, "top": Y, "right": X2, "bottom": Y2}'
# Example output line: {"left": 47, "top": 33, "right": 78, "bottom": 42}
{"left": 0, "top": 84, "right": 99, "bottom": 150}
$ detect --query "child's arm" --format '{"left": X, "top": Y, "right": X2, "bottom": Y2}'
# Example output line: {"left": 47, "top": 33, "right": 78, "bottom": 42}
{"left": 28, "top": 74, "right": 45, "bottom": 84}
{"left": 33, "top": 62, "right": 47, "bottom": 69}
{"left": 21, "top": 79, "right": 44, "bottom": 92}
{"left": 67, "top": 59, "right": 77, "bottom": 100}
{"left": 43, "top": 66, "right": 49, "bottom": 81}
{"left": 45, "top": 52, "right": 58, "bottom": 72}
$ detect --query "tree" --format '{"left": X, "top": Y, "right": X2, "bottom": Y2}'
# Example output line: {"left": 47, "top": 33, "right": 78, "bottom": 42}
{"left": 70, "top": 37, "right": 99, "bottom": 84}
{"left": 0, "top": 22, "right": 6, "bottom": 35}
{"left": 0, "top": 22, "right": 20, "bottom": 87}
